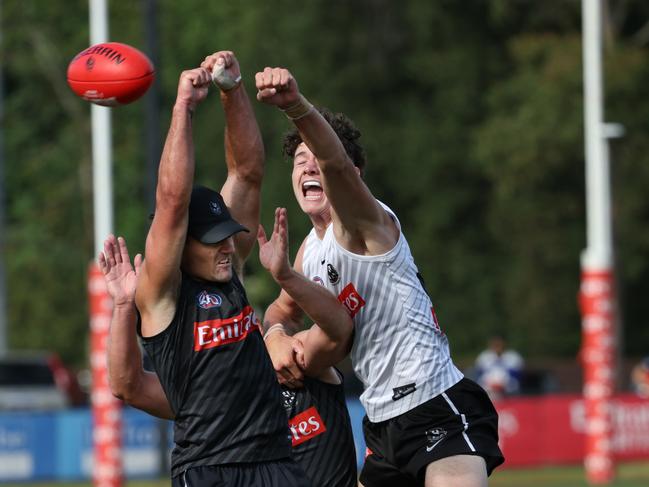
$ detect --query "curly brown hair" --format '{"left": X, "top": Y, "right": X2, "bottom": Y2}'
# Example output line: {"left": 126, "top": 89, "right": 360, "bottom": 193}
{"left": 282, "top": 107, "right": 366, "bottom": 176}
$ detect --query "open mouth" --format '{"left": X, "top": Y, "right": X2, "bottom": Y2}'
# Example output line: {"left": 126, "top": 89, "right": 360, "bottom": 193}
{"left": 302, "top": 180, "right": 323, "bottom": 201}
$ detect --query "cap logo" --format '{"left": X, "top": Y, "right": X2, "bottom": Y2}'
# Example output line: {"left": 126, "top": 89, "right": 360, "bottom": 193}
{"left": 209, "top": 200, "right": 222, "bottom": 215}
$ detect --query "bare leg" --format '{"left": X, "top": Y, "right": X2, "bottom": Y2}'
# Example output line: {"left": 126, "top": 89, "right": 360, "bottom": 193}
{"left": 425, "top": 455, "right": 487, "bottom": 487}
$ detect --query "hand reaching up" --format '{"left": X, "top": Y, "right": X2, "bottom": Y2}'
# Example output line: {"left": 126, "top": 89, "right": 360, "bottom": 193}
{"left": 98, "top": 235, "right": 142, "bottom": 306}
{"left": 257, "top": 207, "right": 293, "bottom": 283}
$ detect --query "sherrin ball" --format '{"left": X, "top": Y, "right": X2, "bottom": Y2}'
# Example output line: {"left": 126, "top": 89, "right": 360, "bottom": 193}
{"left": 67, "top": 42, "right": 155, "bottom": 106}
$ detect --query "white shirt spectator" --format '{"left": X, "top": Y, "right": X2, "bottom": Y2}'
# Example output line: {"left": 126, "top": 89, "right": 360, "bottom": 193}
{"left": 474, "top": 337, "right": 524, "bottom": 399}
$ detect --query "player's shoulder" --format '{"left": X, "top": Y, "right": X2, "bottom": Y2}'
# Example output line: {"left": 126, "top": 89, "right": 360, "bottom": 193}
{"left": 376, "top": 199, "right": 401, "bottom": 230}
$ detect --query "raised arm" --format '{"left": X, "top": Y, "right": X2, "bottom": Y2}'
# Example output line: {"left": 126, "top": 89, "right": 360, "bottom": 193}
{"left": 256, "top": 67, "right": 398, "bottom": 255}
{"left": 262, "top": 270, "right": 308, "bottom": 387}
{"left": 200, "top": 51, "right": 264, "bottom": 269}
{"left": 258, "top": 208, "right": 353, "bottom": 380}
{"left": 136, "top": 66, "right": 212, "bottom": 337}
{"left": 99, "top": 235, "right": 174, "bottom": 420}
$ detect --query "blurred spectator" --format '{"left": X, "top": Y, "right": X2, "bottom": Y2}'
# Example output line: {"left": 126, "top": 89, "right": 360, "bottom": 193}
{"left": 474, "top": 336, "right": 524, "bottom": 400}
{"left": 47, "top": 353, "right": 88, "bottom": 407}
{"left": 0, "top": 351, "right": 87, "bottom": 410}
{"left": 631, "top": 356, "right": 649, "bottom": 398}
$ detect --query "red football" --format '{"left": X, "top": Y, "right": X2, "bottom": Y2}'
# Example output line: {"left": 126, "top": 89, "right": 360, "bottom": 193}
{"left": 67, "top": 42, "right": 155, "bottom": 106}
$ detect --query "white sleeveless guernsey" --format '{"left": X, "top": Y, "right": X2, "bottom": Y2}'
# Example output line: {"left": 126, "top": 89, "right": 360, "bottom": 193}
{"left": 301, "top": 202, "right": 463, "bottom": 422}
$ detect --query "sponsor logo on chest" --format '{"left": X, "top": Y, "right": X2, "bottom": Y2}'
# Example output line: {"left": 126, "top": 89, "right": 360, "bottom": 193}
{"left": 288, "top": 406, "right": 327, "bottom": 446}
{"left": 193, "top": 305, "right": 260, "bottom": 351}
{"left": 337, "top": 283, "right": 366, "bottom": 318}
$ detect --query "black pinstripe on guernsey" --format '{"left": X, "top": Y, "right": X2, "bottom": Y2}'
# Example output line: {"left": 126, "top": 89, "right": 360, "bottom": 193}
{"left": 141, "top": 272, "right": 291, "bottom": 478}
{"left": 282, "top": 370, "right": 357, "bottom": 487}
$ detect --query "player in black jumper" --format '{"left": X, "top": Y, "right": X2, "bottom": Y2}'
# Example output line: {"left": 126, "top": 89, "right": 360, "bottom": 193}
{"left": 100, "top": 217, "right": 359, "bottom": 487}
{"left": 101, "top": 51, "right": 357, "bottom": 487}
{"left": 130, "top": 50, "right": 310, "bottom": 486}
{"left": 258, "top": 207, "right": 358, "bottom": 486}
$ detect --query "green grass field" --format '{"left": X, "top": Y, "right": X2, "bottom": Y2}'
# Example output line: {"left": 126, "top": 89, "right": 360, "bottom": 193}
{"left": 490, "top": 462, "right": 649, "bottom": 487}
{"left": 3, "top": 462, "right": 649, "bottom": 487}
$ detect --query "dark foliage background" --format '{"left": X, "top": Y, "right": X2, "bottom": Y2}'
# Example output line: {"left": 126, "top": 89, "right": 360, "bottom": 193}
{"left": 2, "top": 1, "right": 648, "bottom": 370}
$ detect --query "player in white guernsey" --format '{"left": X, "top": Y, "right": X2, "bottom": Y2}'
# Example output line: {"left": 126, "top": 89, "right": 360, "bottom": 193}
{"left": 256, "top": 67, "right": 504, "bottom": 486}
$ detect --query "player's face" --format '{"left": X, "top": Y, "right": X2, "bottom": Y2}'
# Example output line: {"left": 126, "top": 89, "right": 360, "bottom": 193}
{"left": 182, "top": 236, "right": 235, "bottom": 283}
{"left": 291, "top": 143, "right": 331, "bottom": 218}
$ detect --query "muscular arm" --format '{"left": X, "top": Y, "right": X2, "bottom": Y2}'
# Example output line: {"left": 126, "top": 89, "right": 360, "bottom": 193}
{"left": 262, "top": 288, "right": 308, "bottom": 386}
{"left": 108, "top": 303, "right": 174, "bottom": 420}
{"left": 201, "top": 52, "right": 264, "bottom": 269}
{"left": 278, "top": 242, "right": 353, "bottom": 376}
{"left": 264, "top": 280, "right": 352, "bottom": 382}
{"left": 256, "top": 67, "right": 398, "bottom": 255}
{"left": 99, "top": 235, "right": 174, "bottom": 420}
{"left": 292, "top": 104, "right": 397, "bottom": 253}
{"left": 259, "top": 209, "right": 353, "bottom": 381}
{"left": 263, "top": 288, "right": 305, "bottom": 335}
{"left": 137, "top": 67, "right": 212, "bottom": 337}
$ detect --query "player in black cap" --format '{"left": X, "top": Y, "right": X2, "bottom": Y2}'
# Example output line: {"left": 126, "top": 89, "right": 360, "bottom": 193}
{"left": 126, "top": 50, "right": 315, "bottom": 487}
{"left": 100, "top": 214, "right": 359, "bottom": 487}
{"left": 101, "top": 50, "right": 359, "bottom": 487}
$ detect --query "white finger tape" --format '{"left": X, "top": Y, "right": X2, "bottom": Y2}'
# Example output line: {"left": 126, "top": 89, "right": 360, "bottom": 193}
{"left": 212, "top": 63, "right": 242, "bottom": 91}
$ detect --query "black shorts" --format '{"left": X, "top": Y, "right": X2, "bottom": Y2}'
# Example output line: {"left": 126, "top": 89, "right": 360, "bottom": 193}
{"left": 172, "top": 459, "right": 311, "bottom": 487}
{"left": 360, "top": 377, "right": 504, "bottom": 487}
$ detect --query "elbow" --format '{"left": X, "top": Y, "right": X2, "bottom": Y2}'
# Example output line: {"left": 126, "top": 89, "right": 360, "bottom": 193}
{"left": 110, "top": 384, "right": 127, "bottom": 403}
{"left": 111, "top": 389, "right": 125, "bottom": 402}
{"left": 320, "top": 148, "right": 352, "bottom": 173}
{"left": 155, "top": 177, "right": 190, "bottom": 209}
{"left": 317, "top": 314, "right": 354, "bottom": 349}
{"left": 333, "top": 321, "right": 354, "bottom": 359}
{"left": 109, "top": 377, "right": 139, "bottom": 405}
{"left": 323, "top": 329, "right": 354, "bottom": 363}
{"left": 336, "top": 314, "right": 354, "bottom": 343}
{"left": 237, "top": 161, "right": 265, "bottom": 188}
{"left": 337, "top": 332, "right": 354, "bottom": 360}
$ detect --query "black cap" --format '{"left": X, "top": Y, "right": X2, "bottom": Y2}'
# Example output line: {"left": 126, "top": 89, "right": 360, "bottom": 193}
{"left": 187, "top": 185, "right": 249, "bottom": 244}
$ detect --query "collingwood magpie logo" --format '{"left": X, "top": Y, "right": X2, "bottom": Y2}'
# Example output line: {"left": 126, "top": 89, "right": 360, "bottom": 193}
{"left": 209, "top": 200, "right": 222, "bottom": 215}
{"left": 425, "top": 427, "right": 447, "bottom": 452}
{"left": 327, "top": 263, "right": 340, "bottom": 284}
{"left": 282, "top": 389, "right": 297, "bottom": 410}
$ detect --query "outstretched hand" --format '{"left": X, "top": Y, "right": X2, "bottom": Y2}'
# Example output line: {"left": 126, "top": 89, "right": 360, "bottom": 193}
{"left": 255, "top": 67, "right": 300, "bottom": 108}
{"left": 257, "top": 207, "right": 292, "bottom": 282}
{"left": 175, "top": 67, "right": 212, "bottom": 111}
{"left": 200, "top": 50, "right": 241, "bottom": 92}
{"left": 265, "top": 330, "right": 306, "bottom": 388}
{"left": 98, "top": 235, "right": 142, "bottom": 306}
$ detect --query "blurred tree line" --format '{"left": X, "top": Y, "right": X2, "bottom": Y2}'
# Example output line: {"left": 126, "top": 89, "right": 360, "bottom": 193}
{"left": 1, "top": 0, "right": 648, "bottom": 369}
